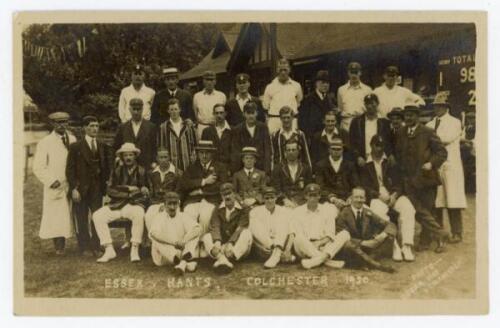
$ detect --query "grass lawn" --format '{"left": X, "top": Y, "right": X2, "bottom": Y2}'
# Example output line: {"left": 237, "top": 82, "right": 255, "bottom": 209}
{"left": 23, "top": 174, "right": 476, "bottom": 300}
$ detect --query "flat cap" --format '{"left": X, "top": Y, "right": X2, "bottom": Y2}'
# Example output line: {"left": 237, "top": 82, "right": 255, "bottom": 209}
{"left": 163, "top": 67, "right": 179, "bottom": 76}
{"left": 220, "top": 183, "right": 234, "bottom": 195}
{"left": 203, "top": 70, "right": 216, "bottom": 79}
{"left": 384, "top": 65, "right": 399, "bottom": 76}
{"left": 304, "top": 183, "right": 321, "bottom": 195}
{"left": 48, "top": 111, "right": 70, "bottom": 122}
{"left": 82, "top": 115, "right": 98, "bottom": 126}
{"left": 133, "top": 64, "right": 144, "bottom": 73}
{"left": 262, "top": 186, "right": 277, "bottom": 196}
{"left": 387, "top": 107, "right": 404, "bottom": 119}
{"left": 164, "top": 191, "right": 180, "bottom": 202}
{"left": 364, "top": 93, "right": 379, "bottom": 104}
{"left": 236, "top": 73, "right": 250, "bottom": 84}
{"left": 347, "top": 62, "right": 362, "bottom": 72}
{"left": 403, "top": 104, "right": 421, "bottom": 114}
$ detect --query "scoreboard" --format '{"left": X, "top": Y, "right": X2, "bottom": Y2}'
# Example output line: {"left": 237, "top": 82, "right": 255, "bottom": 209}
{"left": 437, "top": 53, "right": 475, "bottom": 117}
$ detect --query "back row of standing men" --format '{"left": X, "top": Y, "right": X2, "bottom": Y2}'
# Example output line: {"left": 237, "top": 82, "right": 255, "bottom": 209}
{"left": 33, "top": 58, "right": 467, "bottom": 273}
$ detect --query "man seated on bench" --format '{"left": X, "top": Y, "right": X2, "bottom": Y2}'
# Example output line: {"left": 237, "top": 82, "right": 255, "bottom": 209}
{"left": 93, "top": 143, "right": 149, "bottom": 263}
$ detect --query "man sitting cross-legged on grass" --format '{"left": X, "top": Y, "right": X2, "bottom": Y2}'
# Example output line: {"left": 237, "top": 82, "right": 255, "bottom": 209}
{"left": 148, "top": 191, "right": 201, "bottom": 275}
{"left": 336, "top": 186, "right": 398, "bottom": 273}
{"left": 291, "top": 183, "right": 351, "bottom": 270}
{"left": 202, "top": 183, "right": 253, "bottom": 273}
{"left": 93, "top": 143, "right": 149, "bottom": 263}
{"left": 249, "top": 186, "right": 296, "bottom": 269}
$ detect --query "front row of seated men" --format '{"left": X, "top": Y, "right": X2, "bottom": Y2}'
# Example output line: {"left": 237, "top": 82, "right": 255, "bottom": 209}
{"left": 91, "top": 139, "right": 412, "bottom": 274}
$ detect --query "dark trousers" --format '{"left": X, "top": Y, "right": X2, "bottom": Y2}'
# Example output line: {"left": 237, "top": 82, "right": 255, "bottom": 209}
{"left": 340, "top": 236, "right": 394, "bottom": 269}
{"left": 52, "top": 237, "right": 65, "bottom": 251}
{"left": 73, "top": 188, "right": 103, "bottom": 252}
{"left": 436, "top": 208, "right": 463, "bottom": 237}
{"left": 405, "top": 182, "right": 447, "bottom": 245}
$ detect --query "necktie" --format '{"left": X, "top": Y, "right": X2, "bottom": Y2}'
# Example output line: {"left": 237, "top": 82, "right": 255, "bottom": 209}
{"left": 356, "top": 210, "right": 363, "bottom": 234}
{"left": 247, "top": 170, "right": 252, "bottom": 178}
{"left": 61, "top": 134, "right": 69, "bottom": 150}
{"left": 435, "top": 118, "right": 441, "bottom": 131}
{"left": 91, "top": 138, "right": 97, "bottom": 154}
{"left": 322, "top": 92, "right": 327, "bottom": 100}
{"left": 408, "top": 128, "right": 414, "bottom": 137}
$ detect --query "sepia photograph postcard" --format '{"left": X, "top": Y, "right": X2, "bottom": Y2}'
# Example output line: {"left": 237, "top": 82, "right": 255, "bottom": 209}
{"left": 12, "top": 10, "right": 488, "bottom": 315}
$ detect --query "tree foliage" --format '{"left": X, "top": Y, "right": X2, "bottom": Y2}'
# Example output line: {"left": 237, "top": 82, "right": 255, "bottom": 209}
{"left": 23, "top": 23, "right": 219, "bottom": 122}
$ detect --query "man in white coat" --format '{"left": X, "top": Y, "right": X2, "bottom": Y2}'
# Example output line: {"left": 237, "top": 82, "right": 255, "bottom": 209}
{"left": 33, "top": 112, "right": 76, "bottom": 255}
{"left": 426, "top": 91, "right": 467, "bottom": 243}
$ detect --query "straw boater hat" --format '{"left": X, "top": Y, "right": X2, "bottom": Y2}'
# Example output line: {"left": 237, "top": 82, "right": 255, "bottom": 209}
{"left": 116, "top": 142, "right": 141, "bottom": 156}
{"left": 241, "top": 146, "right": 258, "bottom": 158}
{"left": 195, "top": 140, "right": 217, "bottom": 152}
{"left": 403, "top": 104, "right": 420, "bottom": 115}
{"left": 163, "top": 67, "right": 179, "bottom": 77}
{"left": 432, "top": 91, "right": 451, "bottom": 108}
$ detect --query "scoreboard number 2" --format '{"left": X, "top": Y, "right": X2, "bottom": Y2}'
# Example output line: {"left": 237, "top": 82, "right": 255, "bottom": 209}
{"left": 468, "top": 89, "right": 476, "bottom": 106}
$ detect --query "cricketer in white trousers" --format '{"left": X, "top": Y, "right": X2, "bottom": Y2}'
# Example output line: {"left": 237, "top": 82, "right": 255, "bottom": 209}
{"left": 182, "top": 199, "right": 216, "bottom": 257}
{"left": 291, "top": 203, "right": 351, "bottom": 259}
{"left": 369, "top": 196, "right": 416, "bottom": 246}
{"left": 249, "top": 205, "right": 292, "bottom": 257}
{"left": 93, "top": 204, "right": 145, "bottom": 246}
{"left": 202, "top": 230, "right": 253, "bottom": 261}
{"left": 148, "top": 210, "right": 201, "bottom": 266}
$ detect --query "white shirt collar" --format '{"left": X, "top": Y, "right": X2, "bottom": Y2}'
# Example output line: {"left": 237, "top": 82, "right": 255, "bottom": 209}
{"left": 329, "top": 155, "right": 343, "bottom": 167}
{"left": 351, "top": 205, "right": 363, "bottom": 216}
{"left": 366, "top": 153, "right": 387, "bottom": 164}
{"left": 169, "top": 118, "right": 183, "bottom": 126}
{"left": 216, "top": 120, "right": 231, "bottom": 131}
{"left": 153, "top": 163, "right": 176, "bottom": 175}
{"left": 130, "top": 83, "right": 145, "bottom": 91}
{"left": 321, "top": 127, "right": 339, "bottom": 137}
{"left": 274, "top": 77, "right": 292, "bottom": 85}
{"left": 219, "top": 202, "right": 242, "bottom": 210}
{"left": 236, "top": 93, "right": 252, "bottom": 101}
{"left": 347, "top": 81, "right": 362, "bottom": 89}
{"left": 84, "top": 134, "right": 96, "bottom": 145}
{"left": 279, "top": 127, "right": 296, "bottom": 135}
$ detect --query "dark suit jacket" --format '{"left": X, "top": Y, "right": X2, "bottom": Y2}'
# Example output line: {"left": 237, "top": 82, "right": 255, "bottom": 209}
{"left": 208, "top": 205, "right": 249, "bottom": 244}
{"left": 298, "top": 91, "right": 334, "bottom": 139}
{"left": 66, "top": 138, "right": 113, "bottom": 198}
{"left": 310, "top": 127, "right": 350, "bottom": 166}
{"left": 113, "top": 120, "right": 158, "bottom": 170}
{"left": 225, "top": 96, "right": 265, "bottom": 127}
{"left": 349, "top": 114, "right": 393, "bottom": 160}
{"left": 177, "top": 160, "right": 230, "bottom": 205}
{"left": 395, "top": 124, "right": 447, "bottom": 189}
{"left": 315, "top": 157, "right": 359, "bottom": 201}
{"left": 271, "top": 161, "right": 313, "bottom": 205}
{"left": 360, "top": 159, "right": 403, "bottom": 203}
{"left": 201, "top": 125, "right": 232, "bottom": 167}
{"left": 147, "top": 167, "right": 182, "bottom": 204}
{"left": 232, "top": 168, "right": 267, "bottom": 204}
{"left": 151, "top": 88, "right": 194, "bottom": 125}
{"left": 336, "top": 206, "right": 397, "bottom": 244}
{"left": 230, "top": 122, "right": 272, "bottom": 175}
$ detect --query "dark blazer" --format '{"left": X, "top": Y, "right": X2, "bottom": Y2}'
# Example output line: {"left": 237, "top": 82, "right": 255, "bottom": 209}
{"left": 232, "top": 168, "right": 267, "bottom": 204}
{"left": 230, "top": 121, "right": 272, "bottom": 175}
{"left": 113, "top": 120, "right": 158, "bottom": 170}
{"left": 310, "top": 127, "right": 350, "bottom": 166}
{"left": 349, "top": 114, "right": 393, "bottom": 160}
{"left": 298, "top": 91, "right": 334, "bottom": 139}
{"left": 395, "top": 124, "right": 447, "bottom": 189}
{"left": 336, "top": 206, "right": 397, "bottom": 244}
{"left": 315, "top": 157, "right": 359, "bottom": 201}
{"left": 147, "top": 166, "right": 183, "bottom": 204}
{"left": 271, "top": 161, "right": 313, "bottom": 206}
{"left": 106, "top": 164, "right": 150, "bottom": 210}
{"left": 225, "top": 96, "right": 266, "bottom": 127}
{"left": 208, "top": 205, "right": 249, "bottom": 244}
{"left": 151, "top": 88, "right": 194, "bottom": 125}
{"left": 66, "top": 138, "right": 113, "bottom": 198}
{"left": 201, "top": 125, "right": 232, "bottom": 167}
{"left": 360, "top": 158, "right": 403, "bottom": 203}
{"left": 177, "top": 160, "right": 230, "bottom": 206}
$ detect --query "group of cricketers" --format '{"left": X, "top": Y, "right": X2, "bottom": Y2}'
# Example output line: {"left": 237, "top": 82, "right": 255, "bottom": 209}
{"left": 33, "top": 58, "right": 469, "bottom": 275}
